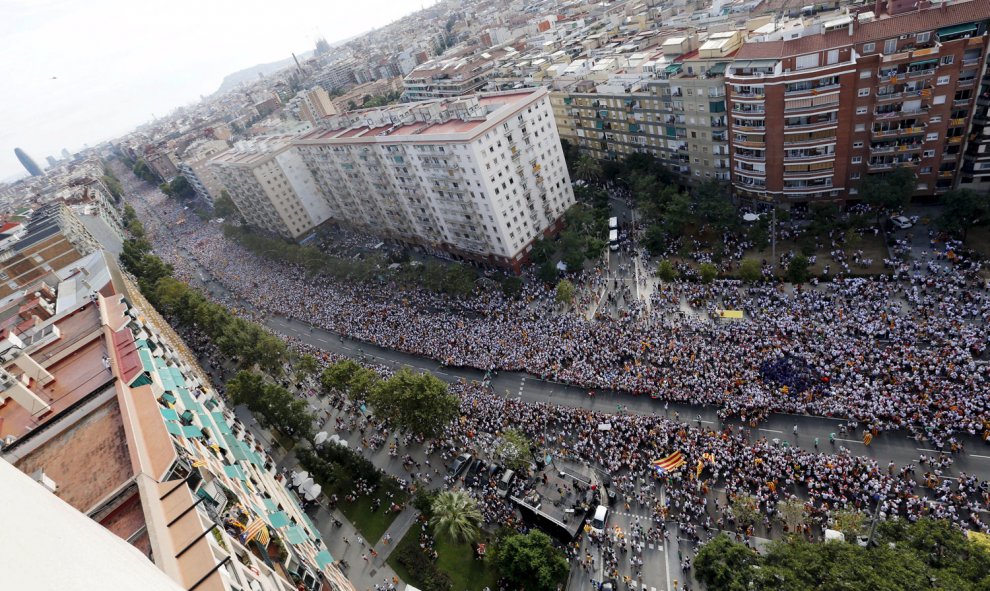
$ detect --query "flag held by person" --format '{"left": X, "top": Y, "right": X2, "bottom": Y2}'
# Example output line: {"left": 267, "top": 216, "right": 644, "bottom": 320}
{"left": 652, "top": 451, "right": 685, "bottom": 475}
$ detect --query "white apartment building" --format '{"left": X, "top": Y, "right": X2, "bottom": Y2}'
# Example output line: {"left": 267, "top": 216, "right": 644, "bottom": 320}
{"left": 178, "top": 139, "right": 230, "bottom": 205}
{"left": 294, "top": 88, "right": 575, "bottom": 270}
{"left": 210, "top": 136, "right": 332, "bottom": 240}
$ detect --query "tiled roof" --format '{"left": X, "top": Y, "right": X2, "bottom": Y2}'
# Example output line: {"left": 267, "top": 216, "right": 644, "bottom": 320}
{"left": 736, "top": 0, "right": 990, "bottom": 59}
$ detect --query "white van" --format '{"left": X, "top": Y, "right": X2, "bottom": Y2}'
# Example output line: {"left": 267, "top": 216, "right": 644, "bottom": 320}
{"left": 589, "top": 505, "right": 609, "bottom": 534}
{"left": 608, "top": 229, "right": 619, "bottom": 251}
{"left": 608, "top": 217, "right": 618, "bottom": 230}
{"left": 497, "top": 469, "right": 515, "bottom": 498}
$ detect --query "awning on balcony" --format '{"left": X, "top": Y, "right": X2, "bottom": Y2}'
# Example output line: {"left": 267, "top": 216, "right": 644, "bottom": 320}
{"left": 211, "top": 412, "right": 233, "bottom": 434}
{"left": 938, "top": 23, "right": 978, "bottom": 38}
{"left": 664, "top": 63, "right": 683, "bottom": 74}
{"left": 181, "top": 425, "right": 204, "bottom": 439}
{"left": 315, "top": 549, "right": 335, "bottom": 569}
{"left": 284, "top": 525, "right": 308, "bottom": 545}
{"left": 909, "top": 58, "right": 938, "bottom": 68}
{"left": 708, "top": 62, "right": 728, "bottom": 75}
{"left": 160, "top": 407, "right": 179, "bottom": 421}
{"left": 223, "top": 464, "right": 247, "bottom": 480}
{"left": 268, "top": 510, "right": 291, "bottom": 528}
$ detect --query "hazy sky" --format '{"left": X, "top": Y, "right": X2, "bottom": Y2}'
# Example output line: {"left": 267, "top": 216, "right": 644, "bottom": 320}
{"left": 0, "top": 0, "right": 429, "bottom": 181}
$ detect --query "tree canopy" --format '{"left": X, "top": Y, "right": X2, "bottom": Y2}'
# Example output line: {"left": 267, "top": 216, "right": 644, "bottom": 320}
{"left": 430, "top": 490, "right": 482, "bottom": 543}
{"left": 492, "top": 530, "right": 569, "bottom": 591}
{"left": 938, "top": 189, "right": 988, "bottom": 241}
{"left": 368, "top": 368, "right": 459, "bottom": 437}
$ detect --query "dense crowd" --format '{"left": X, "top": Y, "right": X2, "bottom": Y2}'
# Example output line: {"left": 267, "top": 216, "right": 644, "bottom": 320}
{"left": 131, "top": 187, "right": 989, "bottom": 451}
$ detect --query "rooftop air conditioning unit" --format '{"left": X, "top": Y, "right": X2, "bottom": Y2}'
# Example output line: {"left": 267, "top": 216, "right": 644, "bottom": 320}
{"left": 32, "top": 469, "right": 57, "bottom": 493}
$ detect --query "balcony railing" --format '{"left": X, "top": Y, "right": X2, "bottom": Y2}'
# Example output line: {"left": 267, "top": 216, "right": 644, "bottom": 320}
{"left": 874, "top": 107, "right": 930, "bottom": 120}
{"left": 783, "top": 118, "right": 839, "bottom": 129}
{"left": 871, "top": 126, "right": 926, "bottom": 137}
{"left": 784, "top": 83, "right": 841, "bottom": 96}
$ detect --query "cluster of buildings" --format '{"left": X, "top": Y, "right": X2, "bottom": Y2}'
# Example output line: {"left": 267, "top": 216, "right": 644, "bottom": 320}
{"left": 0, "top": 204, "right": 352, "bottom": 591}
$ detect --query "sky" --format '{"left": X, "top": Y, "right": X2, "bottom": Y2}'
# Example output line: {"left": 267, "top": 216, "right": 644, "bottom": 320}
{"left": 0, "top": 0, "right": 429, "bottom": 181}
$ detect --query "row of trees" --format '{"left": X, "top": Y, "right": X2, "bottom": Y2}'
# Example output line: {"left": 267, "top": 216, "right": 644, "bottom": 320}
{"left": 131, "top": 157, "right": 159, "bottom": 184}
{"left": 320, "top": 361, "right": 460, "bottom": 438}
{"left": 101, "top": 162, "right": 124, "bottom": 202}
{"left": 226, "top": 370, "right": 313, "bottom": 439}
{"left": 224, "top": 224, "right": 479, "bottom": 297}
{"left": 160, "top": 174, "right": 197, "bottom": 201}
{"left": 695, "top": 518, "right": 990, "bottom": 591}
{"left": 120, "top": 235, "right": 287, "bottom": 373}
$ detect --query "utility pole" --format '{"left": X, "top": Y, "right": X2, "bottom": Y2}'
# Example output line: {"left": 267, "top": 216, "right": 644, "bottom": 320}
{"left": 866, "top": 495, "right": 883, "bottom": 547}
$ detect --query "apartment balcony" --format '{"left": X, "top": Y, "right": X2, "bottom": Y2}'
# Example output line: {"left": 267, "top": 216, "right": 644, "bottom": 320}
{"left": 783, "top": 134, "right": 837, "bottom": 146}
{"left": 938, "top": 170, "right": 955, "bottom": 179}
{"left": 874, "top": 106, "right": 930, "bottom": 121}
{"left": 732, "top": 91, "right": 766, "bottom": 100}
{"left": 783, "top": 167, "right": 834, "bottom": 178}
{"left": 732, "top": 106, "right": 766, "bottom": 114}
{"left": 948, "top": 136, "right": 965, "bottom": 144}
{"left": 868, "top": 159, "right": 918, "bottom": 172}
{"left": 734, "top": 166, "right": 766, "bottom": 177}
{"left": 783, "top": 118, "right": 838, "bottom": 130}
{"left": 784, "top": 82, "right": 840, "bottom": 97}
{"left": 953, "top": 98, "right": 973, "bottom": 107}
{"left": 949, "top": 117, "right": 968, "bottom": 127}
{"left": 871, "top": 125, "right": 926, "bottom": 138}
{"left": 784, "top": 152, "right": 836, "bottom": 162}
{"left": 733, "top": 138, "right": 766, "bottom": 148}
{"left": 870, "top": 142, "right": 924, "bottom": 154}
{"left": 962, "top": 57, "right": 981, "bottom": 67}
{"left": 733, "top": 122, "right": 766, "bottom": 132}
{"left": 734, "top": 152, "right": 766, "bottom": 163}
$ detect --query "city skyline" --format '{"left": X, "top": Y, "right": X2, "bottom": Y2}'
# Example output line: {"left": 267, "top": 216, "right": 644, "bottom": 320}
{"left": 0, "top": 0, "right": 431, "bottom": 181}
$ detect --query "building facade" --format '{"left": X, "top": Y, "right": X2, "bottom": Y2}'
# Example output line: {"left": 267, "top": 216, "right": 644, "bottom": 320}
{"left": 727, "top": 4, "right": 990, "bottom": 204}
{"left": 178, "top": 140, "right": 231, "bottom": 206}
{"left": 294, "top": 88, "right": 575, "bottom": 270}
{"left": 210, "top": 136, "right": 333, "bottom": 240}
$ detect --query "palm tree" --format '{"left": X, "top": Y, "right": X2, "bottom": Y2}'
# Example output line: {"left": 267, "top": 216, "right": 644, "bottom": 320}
{"left": 430, "top": 490, "right": 482, "bottom": 543}
{"left": 574, "top": 155, "right": 603, "bottom": 183}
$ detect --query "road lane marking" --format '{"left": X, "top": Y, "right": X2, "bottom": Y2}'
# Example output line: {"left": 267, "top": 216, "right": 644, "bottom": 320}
{"left": 759, "top": 428, "right": 783, "bottom": 434}
{"left": 916, "top": 448, "right": 943, "bottom": 453}
{"left": 970, "top": 454, "right": 990, "bottom": 460}
{"left": 834, "top": 438, "right": 862, "bottom": 444}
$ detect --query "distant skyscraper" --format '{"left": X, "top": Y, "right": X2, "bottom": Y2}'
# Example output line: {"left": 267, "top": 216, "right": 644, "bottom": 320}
{"left": 61, "top": 148, "right": 71, "bottom": 160}
{"left": 46, "top": 156, "right": 57, "bottom": 168}
{"left": 14, "top": 148, "right": 42, "bottom": 177}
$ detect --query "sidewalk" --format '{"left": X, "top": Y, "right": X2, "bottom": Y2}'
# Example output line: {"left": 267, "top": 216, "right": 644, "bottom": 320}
{"left": 372, "top": 507, "right": 421, "bottom": 561}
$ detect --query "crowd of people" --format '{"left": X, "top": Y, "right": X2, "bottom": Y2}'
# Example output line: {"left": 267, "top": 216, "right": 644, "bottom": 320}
{"left": 130, "top": 187, "right": 989, "bottom": 451}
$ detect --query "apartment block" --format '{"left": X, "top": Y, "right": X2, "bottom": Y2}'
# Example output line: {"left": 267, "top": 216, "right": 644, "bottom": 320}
{"left": 551, "top": 32, "right": 737, "bottom": 183}
{"left": 0, "top": 248, "right": 353, "bottom": 591}
{"left": 294, "top": 88, "right": 575, "bottom": 270}
{"left": 727, "top": 2, "right": 990, "bottom": 204}
{"left": 402, "top": 49, "right": 508, "bottom": 101}
{"left": 178, "top": 139, "right": 231, "bottom": 206}
{"left": 210, "top": 136, "right": 333, "bottom": 240}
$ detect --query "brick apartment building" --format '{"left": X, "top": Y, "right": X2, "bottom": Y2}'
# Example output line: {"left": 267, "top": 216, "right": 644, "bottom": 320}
{"left": 728, "top": 0, "right": 990, "bottom": 205}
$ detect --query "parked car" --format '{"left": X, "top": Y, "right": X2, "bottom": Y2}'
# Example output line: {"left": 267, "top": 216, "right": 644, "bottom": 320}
{"left": 451, "top": 453, "right": 472, "bottom": 476}
{"left": 497, "top": 469, "right": 516, "bottom": 498}
{"left": 890, "top": 215, "right": 913, "bottom": 229}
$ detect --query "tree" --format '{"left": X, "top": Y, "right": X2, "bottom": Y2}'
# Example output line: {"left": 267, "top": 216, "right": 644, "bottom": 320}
{"left": 731, "top": 494, "right": 761, "bottom": 529}
{"left": 832, "top": 509, "right": 867, "bottom": 539}
{"left": 695, "top": 534, "right": 759, "bottom": 591}
{"left": 699, "top": 263, "right": 718, "bottom": 284}
{"left": 574, "top": 155, "right": 603, "bottom": 183}
{"left": 559, "top": 230, "right": 588, "bottom": 271}
{"left": 500, "top": 275, "right": 523, "bottom": 299}
{"left": 859, "top": 166, "right": 916, "bottom": 223}
{"left": 777, "top": 497, "right": 807, "bottom": 532}
{"left": 368, "top": 368, "right": 459, "bottom": 437}
{"left": 321, "top": 359, "right": 361, "bottom": 396}
{"left": 785, "top": 254, "right": 811, "bottom": 284}
{"left": 430, "top": 490, "right": 482, "bottom": 543}
{"left": 938, "top": 189, "right": 988, "bottom": 241}
{"left": 213, "top": 190, "right": 239, "bottom": 219}
{"left": 739, "top": 258, "right": 763, "bottom": 283}
{"left": 555, "top": 279, "right": 576, "bottom": 306}
{"left": 664, "top": 190, "right": 693, "bottom": 237}
{"left": 492, "top": 530, "right": 569, "bottom": 591}
{"left": 693, "top": 179, "right": 737, "bottom": 229}
{"left": 226, "top": 370, "right": 268, "bottom": 409}
{"left": 537, "top": 259, "right": 559, "bottom": 284}
{"left": 294, "top": 354, "right": 319, "bottom": 383}
{"left": 494, "top": 428, "right": 533, "bottom": 472}
{"left": 657, "top": 260, "right": 679, "bottom": 282}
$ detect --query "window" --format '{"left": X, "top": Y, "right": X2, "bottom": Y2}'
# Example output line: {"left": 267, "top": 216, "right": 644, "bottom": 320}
{"left": 856, "top": 106, "right": 868, "bottom": 115}
{"left": 937, "top": 75, "right": 951, "bottom": 85}
{"left": 941, "top": 55, "right": 954, "bottom": 65}
{"left": 863, "top": 42, "right": 875, "bottom": 53}
{"left": 852, "top": 156, "right": 862, "bottom": 163}
{"left": 858, "top": 88, "right": 870, "bottom": 97}
{"left": 796, "top": 53, "right": 820, "bottom": 70}
{"left": 855, "top": 123, "right": 866, "bottom": 132}
{"left": 859, "top": 70, "right": 872, "bottom": 79}
{"left": 934, "top": 95, "right": 946, "bottom": 105}
{"left": 884, "top": 38, "right": 897, "bottom": 54}
{"left": 920, "top": 167, "right": 932, "bottom": 174}
{"left": 916, "top": 32, "right": 930, "bottom": 43}
{"left": 923, "top": 150, "right": 935, "bottom": 158}
{"left": 926, "top": 132, "right": 939, "bottom": 141}
{"left": 851, "top": 172, "right": 860, "bottom": 179}
{"left": 853, "top": 141, "right": 864, "bottom": 148}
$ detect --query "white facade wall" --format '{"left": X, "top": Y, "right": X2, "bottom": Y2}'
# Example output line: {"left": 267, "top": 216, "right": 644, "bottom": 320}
{"left": 294, "top": 90, "right": 575, "bottom": 265}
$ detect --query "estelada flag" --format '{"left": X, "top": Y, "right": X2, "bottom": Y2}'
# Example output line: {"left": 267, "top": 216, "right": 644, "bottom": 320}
{"left": 651, "top": 451, "right": 686, "bottom": 475}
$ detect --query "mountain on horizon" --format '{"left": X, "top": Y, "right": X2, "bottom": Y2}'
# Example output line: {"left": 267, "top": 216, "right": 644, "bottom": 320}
{"left": 213, "top": 54, "right": 307, "bottom": 96}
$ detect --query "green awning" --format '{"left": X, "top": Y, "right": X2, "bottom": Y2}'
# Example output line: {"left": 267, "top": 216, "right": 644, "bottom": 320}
{"left": 749, "top": 59, "right": 778, "bottom": 68}
{"left": 664, "top": 63, "right": 682, "bottom": 74}
{"left": 284, "top": 525, "right": 307, "bottom": 545}
{"left": 708, "top": 62, "right": 727, "bottom": 75}
{"left": 909, "top": 59, "right": 937, "bottom": 67}
{"left": 181, "top": 425, "right": 204, "bottom": 439}
{"left": 302, "top": 513, "right": 319, "bottom": 536}
{"left": 204, "top": 398, "right": 219, "bottom": 410}
{"left": 160, "top": 408, "right": 179, "bottom": 421}
{"left": 268, "top": 511, "right": 290, "bottom": 528}
{"left": 181, "top": 410, "right": 194, "bottom": 423}
{"left": 211, "top": 413, "right": 232, "bottom": 434}
{"left": 262, "top": 498, "right": 279, "bottom": 512}
{"left": 938, "top": 23, "right": 978, "bottom": 38}
{"left": 223, "top": 465, "right": 246, "bottom": 480}
{"left": 165, "top": 422, "right": 183, "bottom": 436}
{"left": 315, "top": 549, "right": 334, "bottom": 569}
{"left": 161, "top": 392, "right": 176, "bottom": 404}
{"left": 130, "top": 374, "right": 153, "bottom": 388}
{"left": 138, "top": 349, "right": 155, "bottom": 372}
{"left": 223, "top": 434, "right": 250, "bottom": 461}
